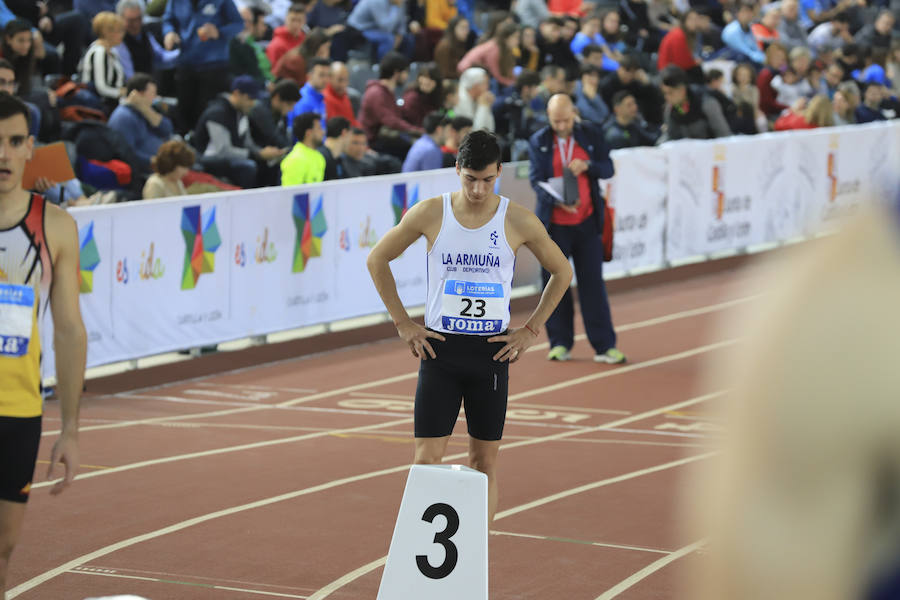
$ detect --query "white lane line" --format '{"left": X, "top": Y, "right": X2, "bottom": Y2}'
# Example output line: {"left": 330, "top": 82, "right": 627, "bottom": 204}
{"left": 490, "top": 530, "right": 671, "bottom": 555}
{"left": 524, "top": 295, "right": 759, "bottom": 354}
{"left": 69, "top": 570, "right": 309, "bottom": 599}
{"left": 195, "top": 382, "right": 318, "bottom": 393}
{"left": 10, "top": 391, "right": 722, "bottom": 598}
{"left": 594, "top": 540, "right": 706, "bottom": 600}
{"left": 30, "top": 417, "right": 413, "bottom": 490}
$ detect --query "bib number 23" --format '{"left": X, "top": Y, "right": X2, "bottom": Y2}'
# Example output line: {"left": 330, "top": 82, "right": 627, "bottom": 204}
{"left": 416, "top": 502, "right": 460, "bottom": 579}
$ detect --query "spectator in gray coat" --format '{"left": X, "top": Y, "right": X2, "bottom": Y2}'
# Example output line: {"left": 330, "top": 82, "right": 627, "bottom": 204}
{"left": 777, "top": 0, "right": 809, "bottom": 50}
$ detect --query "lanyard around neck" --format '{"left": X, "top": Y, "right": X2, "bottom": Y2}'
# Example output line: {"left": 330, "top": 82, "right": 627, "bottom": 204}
{"left": 557, "top": 136, "right": 574, "bottom": 166}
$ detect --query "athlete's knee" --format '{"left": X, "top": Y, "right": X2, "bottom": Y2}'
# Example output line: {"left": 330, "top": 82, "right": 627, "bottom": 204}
{"left": 468, "top": 449, "right": 498, "bottom": 475}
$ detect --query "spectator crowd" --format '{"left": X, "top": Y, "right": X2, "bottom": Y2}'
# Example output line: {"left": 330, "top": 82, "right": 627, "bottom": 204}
{"left": 3, "top": 0, "right": 897, "bottom": 202}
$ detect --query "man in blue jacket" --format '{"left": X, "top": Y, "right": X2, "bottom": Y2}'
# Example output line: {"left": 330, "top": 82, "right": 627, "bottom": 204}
{"left": 528, "top": 93, "right": 625, "bottom": 364}
{"left": 163, "top": 0, "right": 244, "bottom": 134}
{"left": 107, "top": 73, "right": 175, "bottom": 173}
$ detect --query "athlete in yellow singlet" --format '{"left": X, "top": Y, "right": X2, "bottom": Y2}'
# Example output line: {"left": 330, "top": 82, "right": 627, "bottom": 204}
{"left": 0, "top": 92, "right": 85, "bottom": 597}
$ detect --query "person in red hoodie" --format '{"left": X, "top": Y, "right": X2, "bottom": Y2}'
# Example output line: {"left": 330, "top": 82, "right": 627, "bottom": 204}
{"left": 324, "top": 61, "right": 360, "bottom": 127}
{"left": 265, "top": 2, "right": 307, "bottom": 69}
{"left": 657, "top": 8, "right": 703, "bottom": 82}
{"left": 359, "top": 51, "right": 424, "bottom": 159}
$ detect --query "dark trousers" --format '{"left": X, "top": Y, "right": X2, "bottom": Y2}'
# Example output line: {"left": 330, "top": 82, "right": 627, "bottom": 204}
{"left": 175, "top": 64, "right": 230, "bottom": 135}
{"left": 541, "top": 215, "right": 616, "bottom": 354}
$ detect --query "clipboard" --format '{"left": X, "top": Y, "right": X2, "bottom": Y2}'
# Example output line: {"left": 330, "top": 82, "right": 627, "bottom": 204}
{"left": 23, "top": 142, "right": 76, "bottom": 190}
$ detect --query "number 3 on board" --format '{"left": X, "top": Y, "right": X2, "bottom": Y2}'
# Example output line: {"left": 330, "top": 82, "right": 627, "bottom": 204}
{"left": 416, "top": 503, "right": 460, "bottom": 579}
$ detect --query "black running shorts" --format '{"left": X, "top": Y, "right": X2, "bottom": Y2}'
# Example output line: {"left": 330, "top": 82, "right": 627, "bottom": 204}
{"left": 0, "top": 416, "right": 42, "bottom": 503}
{"left": 414, "top": 331, "right": 509, "bottom": 441}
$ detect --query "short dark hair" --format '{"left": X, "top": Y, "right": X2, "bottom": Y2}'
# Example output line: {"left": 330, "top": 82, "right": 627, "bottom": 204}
{"left": 611, "top": 90, "right": 633, "bottom": 106}
{"left": 349, "top": 127, "right": 365, "bottom": 136}
{"left": 288, "top": 1, "right": 307, "bottom": 14}
{"left": 457, "top": 130, "right": 501, "bottom": 170}
{"left": 0, "top": 91, "right": 31, "bottom": 131}
{"left": 540, "top": 64, "right": 565, "bottom": 81}
{"left": 833, "top": 10, "right": 850, "bottom": 23}
{"left": 617, "top": 53, "right": 640, "bottom": 71}
{"left": 423, "top": 111, "right": 444, "bottom": 134}
{"left": 581, "top": 44, "right": 604, "bottom": 58}
{"left": 542, "top": 16, "right": 565, "bottom": 27}
{"left": 308, "top": 57, "right": 331, "bottom": 71}
{"left": 126, "top": 72, "right": 155, "bottom": 94}
{"left": 738, "top": 1, "right": 756, "bottom": 12}
{"left": 272, "top": 79, "right": 301, "bottom": 103}
{"left": 660, "top": 65, "right": 687, "bottom": 88}
{"left": 292, "top": 112, "right": 320, "bottom": 142}
{"left": 326, "top": 115, "right": 350, "bottom": 138}
{"left": 515, "top": 69, "right": 540, "bottom": 94}
{"left": 705, "top": 68, "right": 724, "bottom": 83}
{"left": 449, "top": 115, "right": 473, "bottom": 131}
{"left": 379, "top": 51, "right": 409, "bottom": 80}
{"left": 0, "top": 58, "right": 14, "bottom": 74}
{"left": 580, "top": 63, "right": 602, "bottom": 78}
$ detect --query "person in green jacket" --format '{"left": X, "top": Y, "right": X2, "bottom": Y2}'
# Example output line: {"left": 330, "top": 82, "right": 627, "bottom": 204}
{"left": 281, "top": 111, "right": 325, "bottom": 185}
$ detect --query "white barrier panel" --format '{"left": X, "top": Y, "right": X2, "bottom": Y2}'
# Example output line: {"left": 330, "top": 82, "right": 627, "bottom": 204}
{"left": 44, "top": 169, "right": 461, "bottom": 374}
{"left": 378, "top": 465, "right": 488, "bottom": 600}
{"left": 603, "top": 146, "right": 668, "bottom": 276}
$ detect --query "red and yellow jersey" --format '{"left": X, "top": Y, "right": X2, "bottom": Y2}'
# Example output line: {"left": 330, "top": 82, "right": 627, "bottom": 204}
{"left": 0, "top": 194, "right": 52, "bottom": 417}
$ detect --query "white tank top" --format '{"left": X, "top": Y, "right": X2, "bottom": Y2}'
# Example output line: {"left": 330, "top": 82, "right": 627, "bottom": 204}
{"left": 425, "top": 192, "right": 516, "bottom": 335}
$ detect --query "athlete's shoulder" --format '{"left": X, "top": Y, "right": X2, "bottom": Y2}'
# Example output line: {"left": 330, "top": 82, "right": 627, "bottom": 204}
{"left": 403, "top": 194, "right": 444, "bottom": 224}
{"left": 504, "top": 200, "right": 543, "bottom": 232}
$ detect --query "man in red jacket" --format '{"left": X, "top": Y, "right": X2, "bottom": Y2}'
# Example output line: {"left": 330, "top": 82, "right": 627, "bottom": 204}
{"left": 265, "top": 2, "right": 307, "bottom": 69}
{"left": 324, "top": 61, "right": 360, "bottom": 127}
{"left": 359, "top": 51, "right": 424, "bottom": 159}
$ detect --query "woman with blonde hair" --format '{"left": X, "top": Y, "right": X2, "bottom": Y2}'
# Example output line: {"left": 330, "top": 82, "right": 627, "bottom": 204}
{"left": 79, "top": 11, "right": 127, "bottom": 113}
{"left": 143, "top": 140, "right": 196, "bottom": 199}
{"left": 774, "top": 94, "right": 834, "bottom": 130}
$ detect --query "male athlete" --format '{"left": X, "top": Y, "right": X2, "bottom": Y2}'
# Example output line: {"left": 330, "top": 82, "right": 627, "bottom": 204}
{"left": 367, "top": 130, "right": 573, "bottom": 522}
{"left": 0, "top": 92, "right": 85, "bottom": 596}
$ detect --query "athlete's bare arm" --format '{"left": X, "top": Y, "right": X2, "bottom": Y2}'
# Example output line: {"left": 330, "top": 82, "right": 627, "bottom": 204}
{"left": 45, "top": 204, "right": 86, "bottom": 495}
{"left": 367, "top": 197, "right": 446, "bottom": 360}
{"left": 487, "top": 204, "right": 573, "bottom": 362}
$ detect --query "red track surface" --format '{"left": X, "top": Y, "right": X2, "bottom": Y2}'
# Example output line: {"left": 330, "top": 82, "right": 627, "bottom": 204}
{"left": 8, "top": 264, "right": 756, "bottom": 599}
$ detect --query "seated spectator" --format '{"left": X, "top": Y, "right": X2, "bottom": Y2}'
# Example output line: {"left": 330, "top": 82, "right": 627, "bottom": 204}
{"left": 808, "top": 12, "right": 852, "bottom": 56}
{"left": 439, "top": 114, "right": 472, "bottom": 165}
{"left": 854, "top": 9, "right": 894, "bottom": 52}
{"left": 10, "top": 0, "right": 87, "bottom": 77}
{"left": 658, "top": 64, "right": 731, "bottom": 142}
{"left": 230, "top": 4, "right": 274, "bottom": 83}
{"left": 116, "top": 0, "right": 179, "bottom": 80}
{"left": 774, "top": 94, "right": 834, "bottom": 129}
{"left": 340, "top": 126, "right": 377, "bottom": 177}
{"left": 193, "top": 75, "right": 287, "bottom": 188}
{"left": 306, "top": 0, "right": 350, "bottom": 60}
{"left": 758, "top": 41, "right": 789, "bottom": 117}
{"left": 434, "top": 16, "right": 472, "bottom": 80}
{"left": 347, "top": 0, "right": 413, "bottom": 61}
{"left": 358, "top": 51, "right": 423, "bottom": 157}
{"left": 454, "top": 66, "right": 495, "bottom": 131}
{"left": 285, "top": 56, "right": 331, "bottom": 131}
{"left": 705, "top": 68, "right": 739, "bottom": 132}
{"left": 536, "top": 16, "right": 578, "bottom": 77}
{"left": 401, "top": 62, "right": 442, "bottom": 127}
{"left": 772, "top": 67, "right": 814, "bottom": 106}
{"left": 80, "top": 12, "right": 127, "bottom": 113}
{"left": 274, "top": 26, "right": 331, "bottom": 85}
{"left": 518, "top": 26, "right": 540, "bottom": 71}
{"left": 820, "top": 62, "right": 845, "bottom": 98}
{"left": 597, "top": 10, "right": 626, "bottom": 58}
{"left": 266, "top": 2, "right": 306, "bottom": 69}
{"left": 570, "top": 12, "right": 619, "bottom": 71}
{"left": 855, "top": 79, "right": 895, "bottom": 123}
{"left": 600, "top": 54, "right": 664, "bottom": 126}
{"left": 458, "top": 21, "right": 520, "bottom": 88}
{"left": 323, "top": 61, "right": 359, "bottom": 126}
{"left": 777, "top": 0, "right": 808, "bottom": 51}
{"left": 143, "top": 139, "right": 195, "bottom": 199}
{"left": 249, "top": 79, "right": 300, "bottom": 151}
{"left": 282, "top": 110, "right": 325, "bottom": 184}
{"left": 401, "top": 110, "right": 445, "bottom": 172}
{"left": 721, "top": 3, "right": 765, "bottom": 65}
{"left": 574, "top": 64, "right": 609, "bottom": 124}
{"left": 603, "top": 90, "right": 658, "bottom": 149}
{"left": 751, "top": 4, "right": 781, "bottom": 50}
{"left": 493, "top": 69, "right": 542, "bottom": 145}
{"left": 2, "top": 20, "right": 41, "bottom": 98}
{"left": 107, "top": 73, "right": 174, "bottom": 173}
{"left": 831, "top": 87, "right": 856, "bottom": 125}
{"left": 731, "top": 62, "right": 767, "bottom": 133}
{"left": 530, "top": 63, "right": 567, "bottom": 120}
{"left": 319, "top": 115, "right": 349, "bottom": 179}
{"left": 657, "top": 8, "right": 703, "bottom": 80}
{"left": 0, "top": 59, "right": 40, "bottom": 138}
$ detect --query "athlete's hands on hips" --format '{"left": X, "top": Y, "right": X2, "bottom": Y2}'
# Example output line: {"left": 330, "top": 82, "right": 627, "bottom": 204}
{"left": 47, "top": 432, "right": 78, "bottom": 495}
{"left": 489, "top": 328, "right": 537, "bottom": 363}
{"left": 396, "top": 319, "right": 445, "bottom": 360}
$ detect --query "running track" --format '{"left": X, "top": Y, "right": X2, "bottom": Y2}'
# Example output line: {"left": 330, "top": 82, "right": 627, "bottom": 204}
{"left": 8, "top": 262, "right": 759, "bottom": 599}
